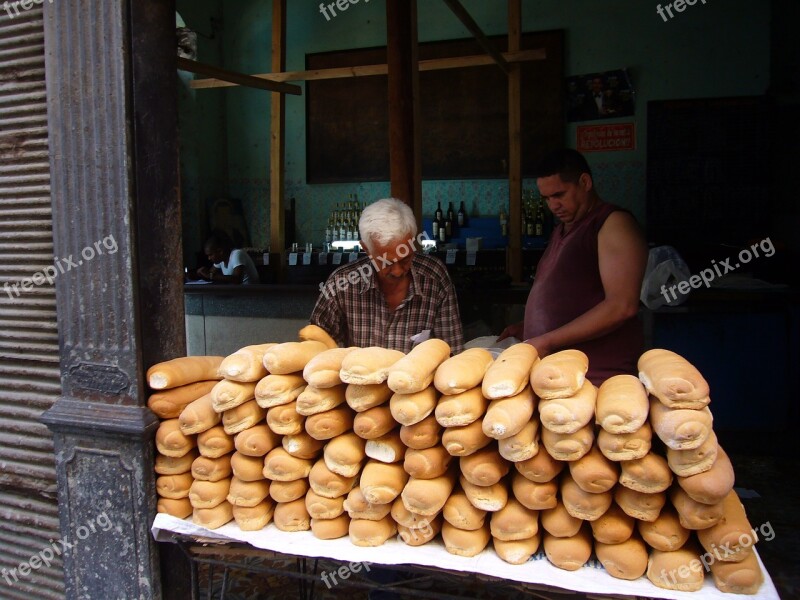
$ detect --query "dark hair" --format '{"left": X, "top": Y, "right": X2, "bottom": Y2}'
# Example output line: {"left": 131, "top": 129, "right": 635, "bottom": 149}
{"left": 534, "top": 149, "right": 592, "bottom": 184}
{"left": 204, "top": 230, "right": 233, "bottom": 253}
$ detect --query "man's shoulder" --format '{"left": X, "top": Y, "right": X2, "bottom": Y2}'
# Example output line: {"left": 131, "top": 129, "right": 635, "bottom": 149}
{"left": 412, "top": 253, "right": 451, "bottom": 287}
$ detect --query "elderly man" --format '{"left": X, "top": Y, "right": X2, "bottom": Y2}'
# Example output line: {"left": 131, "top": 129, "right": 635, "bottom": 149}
{"left": 311, "top": 197, "right": 463, "bottom": 354}
{"left": 500, "top": 149, "right": 647, "bottom": 384}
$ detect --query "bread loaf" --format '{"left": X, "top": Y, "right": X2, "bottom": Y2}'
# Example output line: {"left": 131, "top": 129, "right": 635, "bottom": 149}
{"left": 670, "top": 486, "right": 724, "bottom": 530}
{"left": 298, "top": 324, "right": 338, "bottom": 349}
{"left": 311, "top": 514, "right": 351, "bottom": 540}
{"left": 403, "top": 445, "right": 452, "bottom": 479}
{"left": 460, "top": 475, "right": 508, "bottom": 512}
{"left": 234, "top": 424, "right": 281, "bottom": 457}
{"left": 498, "top": 418, "right": 539, "bottom": 462}
{"left": 596, "top": 374, "right": 649, "bottom": 433}
{"left": 514, "top": 447, "right": 564, "bottom": 483}
{"left": 434, "top": 348, "right": 493, "bottom": 395}
{"left": 343, "top": 486, "right": 392, "bottom": 521}
{"left": 262, "top": 447, "right": 313, "bottom": 482}
{"left": 148, "top": 380, "right": 218, "bottom": 419}
{"left": 233, "top": 499, "right": 275, "bottom": 531}
{"left": 269, "top": 478, "right": 309, "bottom": 503}
{"left": 155, "top": 449, "right": 198, "bottom": 475}
{"left": 459, "top": 445, "right": 509, "bottom": 487}
{"left": 530, "top": 349, "right": 588, "bottom": 400}
{"left": 615, "top": 486, "right": 667, "bottom": 522}
{"left": 677, "top": 445, "right": 734, "bottom": 505}
{"left": 222, "top": 400, "right": 265, "bottom": 435}
{"left": 192, "top": 502, "right": 233, "bottom": 529}
{"left": 302, "top": 347, "right": 354, "bottom": 388}
{"left": 650, "top": 397, "right": 714, "bottom": 450}
{"left": 543, "top": 526, "right": 592, "bottom": 571}
{"left": 360, "top": 460, "right": 409, "bottom": 505}
{"left": 589, "top": 502, "right": 635, "bottom": 544}
{"left": 482, "top": 343, "right": 539, "bottom": 399}
{"left": 296, "top": 384, "right": 346, "bottom": 416}
{"left": 155, "top": 419, "right": 197, "bottom": 458}
{"left": 397, "top": 516, "right": 442, "bottom": 546}
{"left": 399, "top": 414, "right": 441, "bottom": 450}
{"left": 443, "top": 489, "right": 486, "bottom": 531}
{"left": 567, "top": 445, "right": 618, "bottom": 493}
{"left": 266, "top": 401, "right": 305, "bottom": 436}
{"left": 227, "top": 477, "right": 270, "bottom": 507}
{"left": 273, "top": 498, "right": 310, "bottom": 532}
{"left": 305, "top": 404, "right": 354, "bottom": 440}
{"left": 345, "top": 383, "right": 393, "bottom": 412}
{"left": 179, "top": 393, "right": 221, "bottom": 435}
{"left": 401, "top": 470, "right": 457, "bottom": 516}
{"left": 391, "top": 496, "right": 436, "bottom": 530}
{"left": 197, "top": 425, "right": 234, "bottom": 458}
{"left": 511, "top": 472, "right": 557, "bottom": 510}
{"left": 696, "top": 491, "right": 755, "bottom": 563}
{"left": 219, "top": 344, "right": 275, "bottom": 382}
{"left": 305, "top": 489, "right": 345, "bottom": 519}
{"left": 540, "top": 421, "right": 594, "bottom": 461}
{"left": 365, "top": 430, "right": 406, "bottom": 464}
{"left": 637, "top": 505, "right": 690, "bottom": 551}
{"left": 638, "top": 348, "right": 710, "bottom": 409}
{"left": 282, "top": 431, "right": 324, "bottom": 459}
{"left": 493, "top": 534, "right": 541, "bottom": 565}
{"left": 353, "top": 405, "right": 395, "bottom": 440}
{"left": 646, "top": 543, "right": 705, "bottom": 591}
{"left": 156, "top": 472, "right": 193, "bottom": 499}
{"left": 442, "top": 419, "right": 492, "bottom": 457}
{"left": 490, "top": 497, "right": 539, "bottom": 541}
{"left": 254, "top": 374, "right": 306, "bottom": 408}
{"left": 191, "top": 454, "right": 232, "bottom": 482}
{"left": 323, "top": 431, "right": 366, "bottom": 477}
{"left": 541, "top": 500, "right": 583, "bottom": 538}
{"left": 263, "top": 340, "right": 328, "bottom": 375}
{"left": 387, "top": 338, "right": 451, "bottom": 394}
{"left": 389, "top": 386, "right": 438, "bottom": 426}
{"left": 229, "top": 451, "right": 266, "bottom": 482}
{"left": 618, "top": 452, "right": 673, "bottom": 493}
{"left": 348, "top": 515, "right": 397, "bottom": 546}
{"left": 560, "top": 473, "right": 612, "bottom": 521}
{"left": 435, "top": 387, "right": 487, "bottom": 427}
{"left": 595, "top": 534, "right": 649, "bottom": 580}
{"left": 482, "top": 386, "right": 535, "bottom": 440}
{"left": 211, "top": 380, "right": 257, "bottom": 413}
{"left": 538, "top": 380, "right": 596, "bottom": 434}
{"left": 157, "top": 497, "right": 193, "bottom": 519}
{"left": 709, "top": 550, "right": 764, "bottom": 595}
{"left": 597, "top": 422, "right": 652, "bottom": 461}
{"left": 148, "top": 356, "right": 224, "bottom": 390}
{"left": 667, "top": 431, "right": 719, "bottom": 477}
{"left": 442, "top": 521, "right": 491, "bottom": 557}
{"left": 189, "top": 478, "right": 231, "bottom": 509}
{"left": 340, "top": 347, "right": 405, "bottom": 385}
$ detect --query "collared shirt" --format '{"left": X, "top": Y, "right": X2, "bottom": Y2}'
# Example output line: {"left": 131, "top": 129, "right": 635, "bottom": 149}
{"left": 214, "top": 249, "right": 260, "bottom": 284}
{"left": 310, "top": 253, "right": 464, "bottom": 354}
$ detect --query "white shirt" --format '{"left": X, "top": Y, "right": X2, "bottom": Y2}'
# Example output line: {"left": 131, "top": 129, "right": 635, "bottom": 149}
{"left": 214, "top": 249, "right": 260, "bottom": 284}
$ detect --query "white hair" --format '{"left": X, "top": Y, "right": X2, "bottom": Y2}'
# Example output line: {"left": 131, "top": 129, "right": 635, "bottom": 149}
{"left": 358, "top": 198, "right": 417, "bottom": 253}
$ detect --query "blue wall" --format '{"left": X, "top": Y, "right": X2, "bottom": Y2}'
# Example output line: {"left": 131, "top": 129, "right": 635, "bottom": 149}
{"left": 176, "top": 0, "right": 770, "bottom": 254}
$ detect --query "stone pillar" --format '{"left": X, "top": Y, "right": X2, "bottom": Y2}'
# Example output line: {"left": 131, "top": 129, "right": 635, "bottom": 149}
{"left": 40, "top": 0, "right": 184, "bottom": 598}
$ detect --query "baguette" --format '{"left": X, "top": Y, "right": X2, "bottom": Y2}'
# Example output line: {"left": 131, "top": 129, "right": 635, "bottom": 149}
{"left": 530, "top": 349, "right": 588, "bottom": 400}
{"left": 389, "top": 386, "right": 438, "bottom": 426}
{"left": 189, "top": 478, "right": 231, "bottom": 509}
{"left": 353, "top": 405, "right": 395, "bottom": 440}
{"left": 273, "top": 498, "right": 310, "bottom": 532}
{"left": 514, "top": 447, "right": 564, "bottom": 483}
{"left": 387, "top": 338, "right": 451, "bottom": 394}
{"left": 302, "top": 348, "right": 354, "bottom": 388}
{"left": 650, "top": 398, "right": 713, "bottom": 450}
{"left": 227, "top": 477, "right": 270, "bottom": 507}
{"left": 365, "top": 430, "right": 406, "bottom": 464}
{"left": 155, "top": 419, "right": 197, "bottom": 458}
{"left": 343, "top": 486, "right": 393, "bottom": 521}
{"left": 211, "top": 380, "right": 258, "bottom": 413}
{"left": 397, "top": 516, "right": 442, "bottom": 546}
{"left": 349, "top": 515, "right": 397, "bottom": 546}
{"left": 262, "top": 447, "right": 313, "bottom": 482}
{"left": 696, "top": 491, "right": 755, "bottom": 562}
{"left": 538, "top": 380, "right": 596, "bottom": 434}
{"left": 323, "top": 431, "right": 367, "bottom": 477}
{"left": 459, "top": 445, "right": 509, "bottom": 487}
{"left": 434, "top": 348, "right": 493, "bottom": 395}
{"left": 597, "top": 422, "right": 652, "bottom": 461}
{"left": 567, "top": 445, "right": 618, "bottom": 493}
{"left": 615, "top": 486, "right": 667, "bottom": 522}
{"left": 489, "top": 497, "right": 539, "bottom": 541}
{"left": 460, "top": 475, "right": 508, "bottom": 512}
{"left": 305, "top": 489, "right": 345, "bottom": 519}
{"left": 677, "top": 445, "right": 734, "bottom": 505}
{"left": 493, "top": 534, "right": 541, "bottom": 565}
{"left": 147, "top": 356, "right": 224, "bottom": 390}
{"left": 179, "top": 392, "right": 220, "bottom": 435}
{"left": 340, "top": 347, "right": 404, "bottom": 385}
{"left": 254, "top": 374, "right": 306, "bottom": 409}
{"left": 282, "top": 432, "right": 325, "bottom": 460}
{"left": 157, "top": 497, "right": 193, "bottom": 519}
{"left": 230, "top": 451, "right": 267, "bottom": 482}
{"left": 481, "top": 343, "right": 539, "bottom": 399}
{"left": 543, "top": 526, "right": 592, "bottom": 571}
{"left": 233, "top": 499, "right": 275, "bottom": 531}
{"left": 618, "top": 452, "right": 673, "bottom": 493}
{"left": 191, "top": 454, "right": 232, "bottom": 482}
{"left": 540, "top": 421, "right": 594, "bottom": 461}
{"left": 219, "top": 344, "right": 275, "bottom": 382}
{"left": 670, "top": 486, "right": 724, "bottom": 530}
{"left": 443, "top": 489, "right": 486, "bottom": 531}
{"left": 155, "top": 449, "right": 198, "bottom": 475}
{"left": 222, "top": 400, "right": 265, "bottom": 435}
{"left": 197, "top": 425, "right": 234, "bottom": 458}
{"left": 269, "top": 478, "right": 309, "bottom": 503}
{"left": 595, "top": 534, "right": 649, "bottom": 580}
{"left": 442, "top": 521, "right": 491, "bottom": 557}
{"left": 596, "top": 374, "right": 649, "bottom": 433}
{"left": 589, "top": 502, "right": 635, "bottom": 544}
{"left": 148, "top": 381, "right": 218, "bottom": 418}
{"left": 511, "top": 472, "right": 557, "bottom": 510}
{"left": 709, "top": 550, "right": 764, "bottom": 594}
{"left": 435, "top": 387, "right": 487, "bottom": 427}
{"left": 646, "top": 543, "right": 705, "bottom": 591}
{"left": 498, "top": 418, "right": 539, "bottom": 462}
{"left": 401, "top": 471, "right": 457, "bottom": 516}
{"left": 638, "top": 348, "right": 710, "bottom": 409}
{"left": 156, "top": 472, "right": 193, "bottom": 500}
{"left": 637, "top": 505, "right": 690, "bottom": 551}
{"left": 667, "top": 431, "right": 719, "bottom": 477}
{"left": 311, "top": 514, "right": 351, "bottom": 540}
{"left": 298, "top": 324, "right": 338, "bottom": 349}
{"left": 541, "top": 500, "right": 583, "bottom": 538}
{"left": 262, "top": 340, "right": 328, "bottom": 375}
{"left": 234, "top": 424, "right": 281, "bottom": 457}
{"left": 359, "top": 460, "right": 409, "bottom": 505}
{"left": 192, "top": 502, "right": 233, "bottom": 530}
{"left": 403, "top": 445, "right": 452, "bottom": 479}
{"left": 345, "top": 383, "right": 393, "bottom": 412}
{"left": 482, "top": 386, "right": 535, "bottom": 440}
{"left": 442, "top": 419, "right": 492, "bottom": 457}
{"left": 391, "top": 496, "right": 436, "bottom": 530}
{"left": 399, "top": 414, "right": 441, "bottom": 450}
{"left": 266, "top": 401, "right": 305, "bottom": 436}
{"left": 560, "top": 473, "right": 612, "bottom": 521}
{"left": 296, "top": 384, "right": 347, "bottom": 416}
{"left": 305, "top": 404, "right": 354, "bottom": 440}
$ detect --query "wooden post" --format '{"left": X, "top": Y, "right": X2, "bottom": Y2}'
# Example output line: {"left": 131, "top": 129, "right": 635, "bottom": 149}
{"left": 386, "top": 0, "right": 422, "bottom": 227}
{"left": 507, "top": 0, "right": 523, "bottom": 283}
{"left": 270, "top": 0, "right": 287, "bottom": 264}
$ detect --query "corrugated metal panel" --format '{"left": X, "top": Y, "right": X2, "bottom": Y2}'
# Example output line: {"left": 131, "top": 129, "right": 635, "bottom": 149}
{"left": 0, "top": 6, "right": 63, "bottom": 598}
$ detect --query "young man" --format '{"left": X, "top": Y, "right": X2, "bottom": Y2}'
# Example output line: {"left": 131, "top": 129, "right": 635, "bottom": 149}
{"left": 500, "top": 149, "right": 647, "bottom": 384}
{"left": 311, "top": 198, "right": 463, "bottom": 354}
{"left": 197, "top": 231, "right": 260, "bottom": 285}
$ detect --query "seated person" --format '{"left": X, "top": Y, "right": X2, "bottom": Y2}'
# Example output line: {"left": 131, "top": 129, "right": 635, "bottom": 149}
{"left": 310, "top": 198, "right": 463, "bottom": 354}
{"left": 197, "top": 231, "right": 260, "bottom": 284}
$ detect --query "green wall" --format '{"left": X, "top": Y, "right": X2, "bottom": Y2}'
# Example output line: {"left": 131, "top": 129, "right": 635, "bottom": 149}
{"left": 177, "top": 0, "right": 770, "bottom": 254}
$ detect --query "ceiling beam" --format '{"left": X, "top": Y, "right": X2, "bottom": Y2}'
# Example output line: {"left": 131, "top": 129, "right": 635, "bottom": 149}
{"left": 176, "top": 56, "right": 302, "bottom": 95}
{"left": 441, "top": 0, "right": 510, "bottom": 74}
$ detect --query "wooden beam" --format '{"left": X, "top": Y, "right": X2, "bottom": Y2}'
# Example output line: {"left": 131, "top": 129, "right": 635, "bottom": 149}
{"left": 441, "top": 0, "right": 510, "bottom": 74}
{"left": 507, "top": 0, "right": 522, "bottom": 283}
{"left": 176, "top": 56, "right": 301, "bottom": 95}
{"left": 189, "top": 48, "right": 546, "bottom": 89}
{"left": 270, "top": 0, "right": 287, "bottom": 263}
{"left": 386, "top": 0, "right": 422, "bottom": 225}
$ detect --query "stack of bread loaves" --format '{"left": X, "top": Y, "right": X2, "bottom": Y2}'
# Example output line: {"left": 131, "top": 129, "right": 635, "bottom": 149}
{"left": 149, "top": 338, "right": 764, "bottom": 595}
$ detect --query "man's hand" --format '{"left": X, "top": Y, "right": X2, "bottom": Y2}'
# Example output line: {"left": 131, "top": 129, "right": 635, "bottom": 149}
{"left": 524, "top": 335, "right": 552, "bottom": 359}
{"left": 196, "top": 266, "right": 216, "bottom": 281}
{"left": 497, "top": 321, "right": 524, "bottom": 342}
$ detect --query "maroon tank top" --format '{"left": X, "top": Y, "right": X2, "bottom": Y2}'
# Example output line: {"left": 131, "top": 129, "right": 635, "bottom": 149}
{"left": 523, "top": 201, "right": 643, "bottom": 385}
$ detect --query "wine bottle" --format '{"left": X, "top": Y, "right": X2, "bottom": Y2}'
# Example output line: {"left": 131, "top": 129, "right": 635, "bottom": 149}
{"left": 435, "top": 201, "right": 443, "bottom": 222}
{"left": 438, "top": 219, "right": 447, "bottom": 243}
{"left": 457, "top": 201, "right": 466, "bottom": 227}
{"left": 432, "top": 218, "right": 439, "bottom": 238}
{"left": 447, "top": 202, "right": 455, "bottom": 223}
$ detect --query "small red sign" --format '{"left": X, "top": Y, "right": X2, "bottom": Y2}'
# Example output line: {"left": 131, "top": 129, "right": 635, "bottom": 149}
{"left": 577, "top": 122, "right": 636, "bottom": 153}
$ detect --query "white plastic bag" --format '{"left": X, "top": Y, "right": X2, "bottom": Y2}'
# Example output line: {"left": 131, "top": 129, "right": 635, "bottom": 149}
{"left": 640, "top": 246, "right": 691, "bottom": 309}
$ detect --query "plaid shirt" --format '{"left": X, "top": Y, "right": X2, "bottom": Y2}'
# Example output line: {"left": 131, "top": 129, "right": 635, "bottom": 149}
{"left": 310, "top": 253, "right": 464, "bottom": 354}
